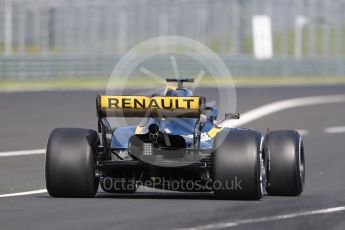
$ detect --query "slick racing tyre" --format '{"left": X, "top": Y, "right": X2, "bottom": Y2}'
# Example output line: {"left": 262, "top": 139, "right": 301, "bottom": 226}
{"left": 45, "top": 128, "right": 100, "bottom": 197}
{"left": 212, "top": 129, "right": 264, "bottom": 200}
{"left": 264, "top": 130, "right": 305, "bottom": 196}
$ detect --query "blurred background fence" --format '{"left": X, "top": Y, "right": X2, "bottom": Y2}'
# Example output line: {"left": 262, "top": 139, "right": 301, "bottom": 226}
{"left": 0, "top": 0, "right": 345, "bottom": 79}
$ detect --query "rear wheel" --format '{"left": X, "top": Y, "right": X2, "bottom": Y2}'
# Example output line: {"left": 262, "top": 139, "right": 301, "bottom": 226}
{"left": 45, "top": 128, "right": 100, "bottom": 197}
{"left": 264, "top": 130, "right": 305, "bottom": 196}
{"left": 212, "top": 129, "right": 264, "bottom": 200}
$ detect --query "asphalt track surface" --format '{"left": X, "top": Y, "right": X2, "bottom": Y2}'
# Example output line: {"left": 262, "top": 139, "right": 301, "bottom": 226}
{"left": 0, "top": 85, "right": 345, "bottom": 229}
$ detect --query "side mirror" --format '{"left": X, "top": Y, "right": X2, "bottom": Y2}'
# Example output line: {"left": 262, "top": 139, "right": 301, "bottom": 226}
{"left": 202, "top": 107, "right": 213, "bottom": 117}
{"left": 225, "top": 113, "right": 240, "bottom": 120}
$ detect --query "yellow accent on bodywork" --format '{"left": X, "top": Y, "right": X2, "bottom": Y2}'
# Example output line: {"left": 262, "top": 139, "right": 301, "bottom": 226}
{"left": 100, "top": 96, "right": 149, "bottom": 109}
{"left": 135, "top": 126, "right": 144, "bottom": 134}
{"left": 207, "top": 127, "right": 224, "bottom": 138}
{"left": 100, "top": 95, "right": 200, "bottom": 110}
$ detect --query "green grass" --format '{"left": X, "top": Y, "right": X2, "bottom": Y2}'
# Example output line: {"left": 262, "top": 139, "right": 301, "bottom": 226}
{"left": 0, "top": 79, "right": 108, "bottom": 91}
{"left": 1, "top": 76, "right": 345, "bottom": 91}
{"left": 233, "top": 76, "right": 345, "bottom": 85}
{"left": 2, "top": 22, "right": 345, "bottom": 57}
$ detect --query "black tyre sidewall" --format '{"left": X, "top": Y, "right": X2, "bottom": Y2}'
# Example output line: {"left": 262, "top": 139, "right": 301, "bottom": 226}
{"left": 45, "top": 128, "right": 99, "bottom": 198}
{"left": 212, "top": 129, "right": 263, "bottom": 200}
{"left": 265, "top": 130, "right": 305, "bottom": 196}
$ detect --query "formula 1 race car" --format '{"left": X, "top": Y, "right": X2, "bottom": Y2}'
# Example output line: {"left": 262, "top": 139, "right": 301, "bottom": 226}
{"left": 45, "top": 78, "right": 305, "bottom": 199}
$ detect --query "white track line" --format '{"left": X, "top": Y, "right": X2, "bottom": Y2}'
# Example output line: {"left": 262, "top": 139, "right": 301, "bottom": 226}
{"left": 0, "top": 149, "right": 47, "bottom": 198}
{"left": 296, "top": 129, "right": 309, "bottom": 136}
{"left": 179, "top": 206, "right": 345, "bottom": 230}
{"left": 324, "top": 126, "right": 345, "bottom": 134}
{"left": 0, "top": 189, "right": 47, "bottom": 198}
{"left": 1, "top": 94, "right": 345, "bottom": 198}
{"left": 219, "top": 94, "right": 345, "bottom": 128}
{"left": 0, "top": 149, "right": 45, "bottom": 157}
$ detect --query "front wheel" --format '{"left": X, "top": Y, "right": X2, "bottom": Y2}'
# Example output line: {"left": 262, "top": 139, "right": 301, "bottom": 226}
{"left": 264, "top": 130, "right": 305, "bottom": 196}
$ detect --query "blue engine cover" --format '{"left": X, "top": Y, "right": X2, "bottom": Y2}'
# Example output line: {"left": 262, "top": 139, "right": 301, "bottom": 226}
{"left": 111, "top": 126, "right": 136, "bottom": 149}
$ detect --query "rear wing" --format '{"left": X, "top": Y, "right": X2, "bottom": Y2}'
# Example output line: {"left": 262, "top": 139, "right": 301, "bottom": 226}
{"left": 96, "top": 95, "right": 205, "bottom": 118}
